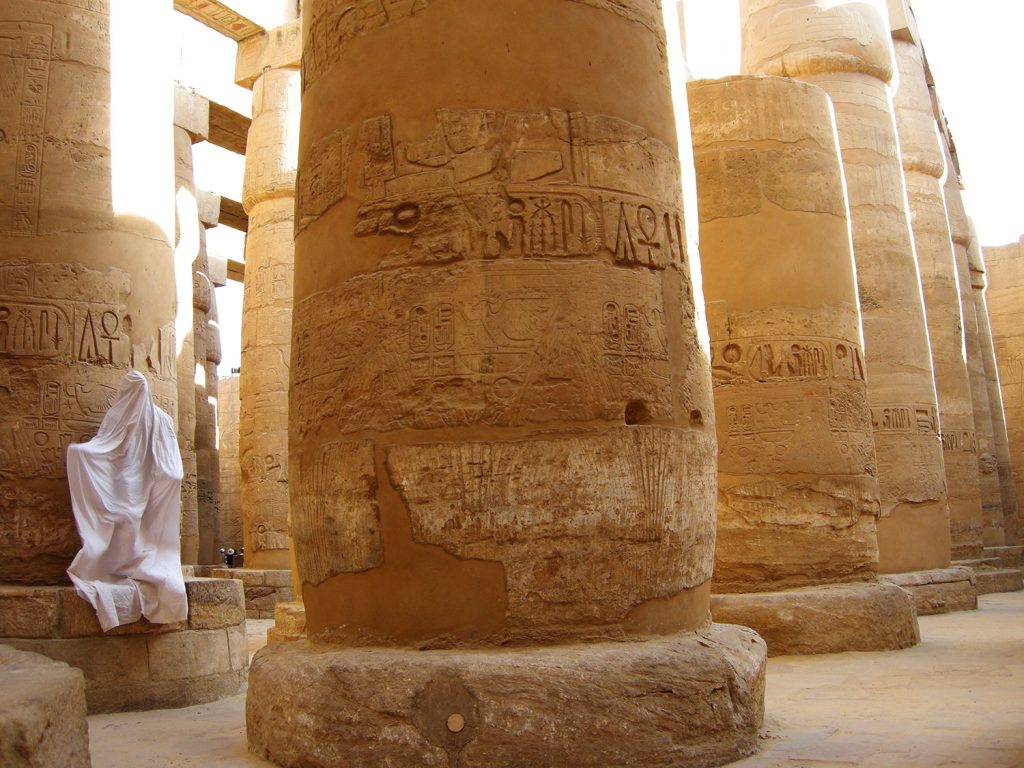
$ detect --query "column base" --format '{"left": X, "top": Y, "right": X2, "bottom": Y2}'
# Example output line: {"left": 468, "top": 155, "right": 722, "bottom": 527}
{"left": 247, "top": 623, "right": 766, "bottom": 768}
{"left": 710, "top": 582, "right": 919, "bottom": 656}
{"left": 983, "top": 545, "right": 1024, "bottom": 568}
{"left": 879, "top": 567, "right": 977, "bottom": 615}
{"left": 266, "top": 600, "right": 306, "bottom": 644}
{"left": 0, "top": 578, "right": 248, "bottom": 713}
{"left": 211, "top": 568, "right": 295, "bottom": 619}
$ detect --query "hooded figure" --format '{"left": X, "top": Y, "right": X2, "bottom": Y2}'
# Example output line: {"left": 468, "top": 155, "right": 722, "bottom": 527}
{"left": 67, "top": 370, "right": 188, "bottom": 631}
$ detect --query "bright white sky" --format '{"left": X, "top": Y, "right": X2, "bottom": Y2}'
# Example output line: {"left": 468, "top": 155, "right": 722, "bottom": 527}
{"left": 682, "top": 0, "right": 1024, "bottom": 247}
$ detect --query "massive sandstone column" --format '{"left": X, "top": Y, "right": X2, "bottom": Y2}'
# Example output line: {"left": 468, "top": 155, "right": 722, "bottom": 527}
{"left": 217, "top": 373, "right": 243, "bottom": 552}
{"left": 0, "top": 0, "right": 178, "bottom": 584}
{"left": 942, "top": 151, "right": 987, "bottom": 557}
{"left": 890, "top": 29, "right": 985, "bottom": 561}
{"left": 247, "top": 3, "right": 766, "bottom": 765}
{"left": 690, "top": 75, "right": 919, "bottom": 652}
{"left": 742, "top": 0, "right": 949, "bottom": 575}
{"left": 238, "top": 40, "right": 300, "bottom": 572}
{"left": 970, "top": 224, "right": 1021, "bottom": 545}
{"left": 986, "top": 237, "right": 1024, "bottom": 547}
{"left": 194, "top": 243, "right": 221, "bottom": 564}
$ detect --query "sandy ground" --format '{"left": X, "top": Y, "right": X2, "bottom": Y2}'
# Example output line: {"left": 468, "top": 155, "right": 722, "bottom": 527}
{"left": 88, "top": 593, "right": 1024, "bottom": 767}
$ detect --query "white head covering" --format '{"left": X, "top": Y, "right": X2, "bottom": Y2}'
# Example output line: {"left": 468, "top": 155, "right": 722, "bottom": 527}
{"left": 66, "top": 371, "right": 188, "bottom": 631}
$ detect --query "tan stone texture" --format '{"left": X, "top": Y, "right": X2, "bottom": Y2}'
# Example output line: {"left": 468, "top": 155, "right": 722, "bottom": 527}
{"left": 891, "top": 38, "right": 984, "bottom": 563}
{"left": 942, "top": 153, "right": 988, "bottom": 558}
{"left": 247, "top": 623, "right": 766, "bottom": 768}
{"left": 742, "top": 0, "right": 948, "bottom": 575}
{"left": 0, "top": 645, "right": 91, "bottom": 768}
{"left": 879, "top": 566, "right": 977, "bottom": 615}
{"left": 0, "top": 0, "right": 177, "bottom": 584}
{"left": 986, "top": 238, "right": 1024, "bottom": 546}
{"left": 711, "top": 582, "right": 920, "bottom": 656}
{"left": 266, "top": 599, "right": 306, "bottom": 644}
{"left": 0, "top": 579, "right": 247, "bottom": 713}
{"left": 690, "top": 75, "right": 881, "bottom": 594}
{"left": 291, "top": 0, "right": 718, "bottom": 648}
{"left": 970, "top": 229, "right": 1021, "bottom": 545}
{"left": 210, "top": 567, "right": 295, "bottom": 619}
{"left": 194, "top": 242, "right": 221, "bottom": 564}
{"left": 239, "top": 66, "right": 299, "bottom": 572}
{"left": 216, "top": 373, "right": 243, "bottom": 550}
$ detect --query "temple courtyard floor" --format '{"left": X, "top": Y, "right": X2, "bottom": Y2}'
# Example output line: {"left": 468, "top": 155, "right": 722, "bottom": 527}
{"left": 87, "top": 592, "right": 1024, "bottom": 767}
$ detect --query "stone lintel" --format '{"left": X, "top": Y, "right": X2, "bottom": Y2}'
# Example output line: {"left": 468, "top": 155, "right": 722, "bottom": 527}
{"left": 174, "top": 83, "right": 210, "bottom": 142}
{"left": 885, "top": 0, "right": 920, "bottom": 44}
{"left": 0, "top": 645, "right": 91, "bottom": 768}
{"left": 174, "top": 0, "right": 265, "bottom": 41}
{"left": 196, "top": 190, "right": 222, "bottom": 229}
{"left": 227, "top": 258, "right": 246, "bottom": 282}
{"left": 209, "top": 101, "right": 251, "bottom": 155}
{"left": 711, "top": 582, "right": 920, "bottom": 656}
{"left": 218, "top": 196, "right": 249, "bottom": 232}
{"left": 235, "top": 18, "right": 302, "bottom": 89}
{"left": 208, "top": 254, "right": 228, "bottom": 287}
{"left": 247, "top": 624, "right": 767, "bottom": 768}
{"left": 879, "top": 567, "right": 977, "bottom": 615}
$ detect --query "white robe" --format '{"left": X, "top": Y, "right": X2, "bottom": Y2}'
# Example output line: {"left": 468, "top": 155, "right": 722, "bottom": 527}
{"left": 66, "top": 370, "right": 188, "bottom": 631}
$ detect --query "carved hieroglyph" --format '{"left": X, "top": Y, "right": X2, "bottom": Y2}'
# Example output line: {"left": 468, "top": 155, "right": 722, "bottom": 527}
{"left": 290, "top": 0, "right": 717, "bottom": 647}
{"left": 0, "top": 0, "right": 176, "bottom": 584}
{"left": 891, "top": 37, "right": 983, "bottom": 559}
{"left": 985, "top": 237, "right": 1024, "bottom": 546}
{"left": 239, "top": 66, "right": 300, "bottom": 570}
{"left": 689, "top": 76, "right": 881, "bottom": 592}
{"left": 194, "top": 243, "right": 221, "bottom": 564}
{"left": 941, "top": 147, "right": 988, "bottom": 557}
{"left": 742, "top": 0, "right": 949, "bottom": 574}
{"left": 216, "top": 374, "right": 243, "bottom": 551}
{"left": 970, "top": 226, "right": 1020, "bottom": 545}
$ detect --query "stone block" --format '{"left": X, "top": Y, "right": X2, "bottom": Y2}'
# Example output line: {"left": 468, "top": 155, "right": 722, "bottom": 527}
{"left": 148, "top": 630, "right": 232, "bottom": 682}
{"left": 56, "top": 588, "right": 185, "bottom": 638}
{"left": 974, "top": 568, "right": 1024, "bottom": 595}
{"left": 879, "top": 567, "right": 977, "bottom": 615}
{"left": 247, "top": 624, "right": 766, "bottom": 768}
{"left": 227, "top": 625, "right": 249, "bottom": 671}
{"left": 264, "top": 570, "right": 294, "bottom": 588}
{"left": 86, "top": 669, "right": 246, "bottom": 715}
{"left": 711, "top": 582, "right": 920, "bottom": 656}
{"left": 0, "top": 645, "right": 91, "bottom": 768}
{"left": 0, "top": 588, "right": 58, "bottom": 638}
{"left": 235, "top": 19, "right": 301, "bottom": 88}
{"left": 212, "top": 568, "right": 265, "bottom": 586}
{"left": 20, "top": 637, "right": 151, "bottom": 686}
{"left": 185, "top": 578, "right": 246, "bottom": 630}
{"left": 983, "top": 545, "right": 1024, "bottom": 568}
{"left": 173, "top": 83, "right": 209, "bottom": 141}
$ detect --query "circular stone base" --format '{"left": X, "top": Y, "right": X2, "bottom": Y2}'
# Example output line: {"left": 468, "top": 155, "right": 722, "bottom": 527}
{"left": 710, "top": 582, "right": 919, "bottom": 656}
{"left": 879, "top": 566, "right": 977, "bottom": 615}
{"left": 247, "top": 623, "right": 766, "bottom": 768}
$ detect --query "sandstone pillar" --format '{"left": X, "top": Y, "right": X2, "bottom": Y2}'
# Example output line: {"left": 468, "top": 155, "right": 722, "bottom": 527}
{"left": 742, "top": 0, "right": 949, "bottom": 575}
{"left": 890, "top": 32, "right": 985, "bottom": 560}
{"left": 216, "top": 373, "right": 243, "bottom": 552}
{"left": 970, "top": 226, "right": 1021, "bottom": 545}
{"left": 247, "top": 3, "right": 766, "bottom": 765}
{"left": 194, "top": 243, "right": 221, "bottom": 564}
{"left": 0, "top": 0, "right": 178, "bottom": 584}
{"left": 987, "top": 238, "right": 1024, "bottom": 547}
{"left": 690, "top": 75, "right": 920, "bottom": 647}
{"left": 238, "top": 35, "right": 300, "bottom": 572}
{"left": 172, "top": 124, "right": 201, "bottom": 564}
{"left": 942, "top": 151, "right": 988, "bottom": 557}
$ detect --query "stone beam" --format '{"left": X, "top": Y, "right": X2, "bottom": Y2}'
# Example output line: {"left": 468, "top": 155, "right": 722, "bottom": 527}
{"left": 194, "top": 191, "right": 249, "bottom": 233}
{"left": 209, "top": 101, "right": 250, "bottom": 155}
{"left": 235, "top": 18, "right": 302, "bottom": 89}
{"left": 174, "top": 84, "right": 210, "bottom": 143}
{"left": 173, "top": 0, "right": 264, "bottom": 41}
{"left": 227, "top": 258, "right": 245, "bottom": 282}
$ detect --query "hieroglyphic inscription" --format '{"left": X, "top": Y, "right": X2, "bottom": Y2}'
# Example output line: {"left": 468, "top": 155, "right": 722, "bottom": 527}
{"left": 940, "top": 430, "right": 978, "bottom": 453}
{"left": 172, "top": 0, "right": 264, "bottom": 41}
{"left": 0, "top": 22, "right": 52, "bottom": 236}
{"left": 711, "top": 337, "right": 866, "bottom": 385}
{"left": 293, "top": 262, "right": 671, "bottom": 436}
{"left": 870, "top": 403, "right": 938, "bottom": 435}
{"left": 297, "top": 110, "right": 686, "bottom": 270}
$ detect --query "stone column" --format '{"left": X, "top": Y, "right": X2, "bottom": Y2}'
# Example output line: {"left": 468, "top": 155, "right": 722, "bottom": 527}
{"left": 942, "top": 151, "right": 988, "bottom": 558}
{"left": 742, "top": 0, "right": 949, "bottom": 575}
{"left": 172, "top": 124, "right": 201, "bottom": 564}
{"left": 194, "top": 242, "right": 221, "bottom": 564}
{"left": 970, "top": 225, "right": 1021, "bottom": 545}
{"left": 247, "top": 3, "right": 766, "bottom": 765}
{"left": 690, "top": 75, "right": 920, "bottom": 650}
{"left": 890, "top": 30, "right": 985, "bottom": 560}
{"left": 216, "top": 373, "right": 243, "bottom": 552}
{"left": 0, "top": 0, "right": 178, "bottom": 584}
{"left": 986, "top": 237, "right": 1024, "bottom": 546}
{"left": 237, "top": 33, "right": 300, "bottom": 573}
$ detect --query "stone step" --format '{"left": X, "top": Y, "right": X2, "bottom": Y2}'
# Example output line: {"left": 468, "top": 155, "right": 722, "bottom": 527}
{"left": 953, "top": 557, "right": 1002, "bottom": 571}
{"left": 878, "top": 567, "right": 977, "bottom": 615}
{"left": 974, "top": 568, "right": 1024, "bottom": 595}
{"left": 983, "top": 546, "right": 1024, "bottom": 569}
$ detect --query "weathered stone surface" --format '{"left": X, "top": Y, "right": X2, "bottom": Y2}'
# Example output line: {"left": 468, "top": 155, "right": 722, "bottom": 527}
{"left": 248, "top": 624, "right": 766, "bottom": 768}
{"left": 741, "top": 0, "right": 949, "bottom": 576}
{"left": 0, "top": 645, "right": 91, "bottom": 768}
{"left": 267, "top": 600, "right": 306, "bottom": 644}
{"left": 879, "top": 566, "right": 977, "bottom": 615}
{"left": 0, "top": 588, "right": 58, "bottom": 637}
{"left": 984, "top": 545, "right": 1024, "bottom": 568}
{"left": 711, "top": 582, "right": 920, "bottom": 656}
{"left": 690, "top": 75, "right": 881, "bottom": 596}
{"left": 210, "top": 568, "right": 295, "bottom": 619}
{"left": 216, "top": 374, "right": 243, "bottom": 552}
{"left": 973, "top": 568, "right": 1024, "bottom": 595}
{"left": 185, "top": 578, "right": 247, "bottom": 630}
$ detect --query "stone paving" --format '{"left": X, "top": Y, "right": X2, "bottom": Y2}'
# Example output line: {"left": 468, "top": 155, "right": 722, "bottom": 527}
{"left": 87, "top": 595, "right": 1024, "bottom": 767}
